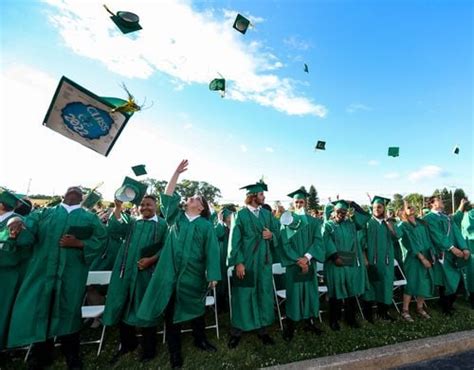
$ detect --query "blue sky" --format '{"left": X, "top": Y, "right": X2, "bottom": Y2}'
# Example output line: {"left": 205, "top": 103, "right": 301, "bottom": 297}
{"left": 1, "top": 0, "right": 472, "bottom": 205}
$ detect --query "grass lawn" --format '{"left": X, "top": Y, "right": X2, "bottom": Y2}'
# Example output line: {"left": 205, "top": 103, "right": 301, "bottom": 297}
{"left": 4, "top": 295, "right": 474, "bottom": 369}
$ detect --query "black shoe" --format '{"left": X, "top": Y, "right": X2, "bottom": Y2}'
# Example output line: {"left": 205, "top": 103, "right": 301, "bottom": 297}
{"left": 329, "top": 321, "right": 340, "bottom": 331}
{"left": 303, "top": 324, "right": 323, "bottom": 336}
{"left": 65, "top": 355, "right": 83, "bottom": 370}
{"left": 194, "top": 339, "right": 217, "bottom": 352}
{"left": 380, "top": 312, "right": 396, "bottom": 322}
{"left": 170, "top": 353, "right": 183, "bottom": 369}
{"left": 282, "top": 327, "right": 294, "bottom": 342}
{"left": 258, "top": 334, "right": 275, "bottom": 346}
{"left": 140, "top": 352, "right": 156, "bottom": 363}
{"left": 109, "top": 349, "right": 130, "bottom": 365}
{"left": 347, "top": 320, "right": 361, "bottom": 329}
{"left": 227, "top": 335, "right": 241, "bottom": 349}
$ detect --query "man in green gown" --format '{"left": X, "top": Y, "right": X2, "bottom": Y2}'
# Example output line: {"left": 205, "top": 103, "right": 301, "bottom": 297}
{"left": 279, "top": 189, "right": 325, "bottom": 342}
{"left": 138, "top": 160, "right": 221, "bottom": 369}
{"left": 7, "top": 187, "right": 107, "bottom": 370}
{"left": 0, "top": 190, "right": 33, "bottom": 351}
{"left": 453, "top": 198, "right": 474, "bottom": 309}
{"left": 322, "top": 200, "right": 369, "bottom": 330}
{"left": 227, "top": 180, "right": 280, "bottom": 348}
{"left": 360, "top": 196, "right": 399, "bottom": 322}
{"left": 423, "top": 195, "right": 469, "bottom": 315}
{"left": 104, "top": 195, "right": 167, "bottom": 363}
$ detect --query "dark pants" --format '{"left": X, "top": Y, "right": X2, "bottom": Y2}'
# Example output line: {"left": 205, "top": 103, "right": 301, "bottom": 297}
{"left": 119, "top": 321, "right": 157, "bottom": 357}
{"left": 230, "top": 326, "right": 268, "bottom": 337}
{"left": 29, "top": 332, "right": 80, "bottom": 369}
{"left": 164, "top": 294, "right": 207, "bottom": 356}
{"left": 329, "top": 297, "right": 358, "bottom": 324}
{"left": 439, "top": 286, "right": 457, "bottom": 313}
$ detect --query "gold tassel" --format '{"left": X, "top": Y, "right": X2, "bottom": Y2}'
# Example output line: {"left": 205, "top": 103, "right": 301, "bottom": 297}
{"left": 110, "top": 84, "right": 142, "bottom": 114}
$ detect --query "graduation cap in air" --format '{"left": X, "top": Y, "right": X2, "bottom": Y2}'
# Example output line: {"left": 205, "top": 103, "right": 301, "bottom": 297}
{"left": 388, "top": 147, "right": 399, "bottom": 157}
{"left": 453, "top": 145, "right": 460, "bottom": 155}
{"left": 104, "top": 4, "right": 142, "bottom": 34}
{"left": 132, "top": 164, "right": 147, "bottom": 176}
{"left": 304, "top": 63, "right": 309, "bottom": 73}
{"left": 233, "top": 14, "right": 250, "bottom": 34}
{"left": 43, "top": 76, "right": 138, "bottom": 156}
{"left": 209, "top": 77, "right": 226, "bottom": 97}
{"left": 371, "top": 196, "right": 391, "bottom": 206}
{"left": 315, "top": 141, "right": 326, "bottom": 151}
{"left": 81, "top": 190, "right": 102, "bottom": 210}
{"left": 114, "top": 177, "right": 148, "bottom": 206}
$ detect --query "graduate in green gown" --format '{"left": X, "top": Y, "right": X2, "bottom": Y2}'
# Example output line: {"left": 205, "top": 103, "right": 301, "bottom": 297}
{"left": 0, "top": 191, "right": 33, "bottom": 351}
{"left": 279, "top": 189, "right": 325, "bottom": 342}
{"left": 227, "top": 179, "right": 280, "bottom": 348}
{"left": 398, "top": 202, "right": 436, "bottom": 321}
{"left": 137, "top": 160, "right": 221, "bottom": 369}
{"left": 423, "top": 195, "right": 470, "bottom": 315}
{"left": 214, "top": 205, "right": 236, "bottom": 312}
{"left": 322, "top": 200, "right": 369, "bottom": 331}
{"left": 104, "top": 195, "right": 167, "bottom": 363}
{"left": 7, "top": 187, "right": 107, "bottom": 370}
{"left": 360, "top": 196, "right": 400, "bottom": 322}
{"left": 453, "top": 198, "right": 474, "bottom": 309}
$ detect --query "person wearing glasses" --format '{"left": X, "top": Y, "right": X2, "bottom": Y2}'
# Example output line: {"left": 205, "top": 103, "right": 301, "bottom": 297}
{"left": 322, "top": 200, "right": 370, "bottom": 331}
{"left": 138, "top": 160, "right": 221, "bottom": 369}
{"left": 279, "top": 189, "right": 325, "bottom": 342}
{"left": 398, "top": 202, "right": 436, "bottom": 321}
{"left": 424, "top": 195, "right": 469, "bottom": 315}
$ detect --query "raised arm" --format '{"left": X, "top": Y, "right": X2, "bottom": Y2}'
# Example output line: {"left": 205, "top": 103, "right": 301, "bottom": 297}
{"left": 165, "top": 159, "right": 188, "bottom": 195}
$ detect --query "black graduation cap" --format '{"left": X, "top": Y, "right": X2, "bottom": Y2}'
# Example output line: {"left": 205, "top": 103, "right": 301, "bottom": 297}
{"left": 132, "top": 164, "right": 147, "bottom": 176}
{"left": 233, "top": 14, "right": 250, "bottom": 34}
{"left": 104, "top": 4, "right": 142, "bottom": 34}
{"left": 388, "top": 147, "right": 399, "bottom": 157}
{"left": 453, "top": 145, "right": 460, "bottom": 155}
{"left": 304, "top": 63, "right": 309, "bottom": 73}
{"left": 315, "top": 141, "right": 326, "bottom": 150}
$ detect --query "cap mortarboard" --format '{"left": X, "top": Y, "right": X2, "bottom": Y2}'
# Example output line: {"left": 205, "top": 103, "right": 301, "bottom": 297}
{"left": 115, "top": 177, "right": 148, "bottom": 206}
{"left": 453, "top": 145, "right": 460, "bottom": 155}
{"left": 371, "top": 196, "right": 391, "bottom": 206}
{"left": 332, "top": 200, "right": 350, "bottom": 210}
{"left": 0, "top": 189, "right": 20, "bottom": 209}
{"left": 233, "top": 14, "right": 250, "bottom": 34}
{"left": 287, "top": 189, "right": 309, "bottom": 199}
{"left": 315, "top": 141, "right": 326, "bottom": 150}
{"left": 104, "top": 5, "right": 142, "bottom": 34}
{"left": 209, "top": 78, "right": 225, "bottom": 92}
{"left": 239, "top": 180, "right": 268, "bottom": 194}
{"left": 82, "top": 190, "right": 102, "bottom": 210}
{"left": 304, "top": 63, "right": 309, "bottom": 73}
{"left": 132, "top": 164, "right": 147, "bottom": 176}
{"left": 388, "top": 147, "right": 399, "bottom": 157}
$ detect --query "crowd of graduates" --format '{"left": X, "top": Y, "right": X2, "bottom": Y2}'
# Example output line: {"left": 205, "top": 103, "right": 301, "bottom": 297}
{"left": 1, "top": 159, "right": 473, "bottom": 370}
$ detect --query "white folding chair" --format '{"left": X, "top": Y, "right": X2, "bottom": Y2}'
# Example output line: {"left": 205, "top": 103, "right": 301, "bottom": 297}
{"left": 227, "top": 266, "right": 234, "bottom": 320}
{"left": 392, "top": 259, "right": 407, "bottom": 313}
{"left": 316, "top": 262, "right": 328, "bottom": 322}
{"left": 81, "top": 270, "right": 112, "bottom": 356}
{"left": 272, "top": 263, "right": 286, "bottom": 331}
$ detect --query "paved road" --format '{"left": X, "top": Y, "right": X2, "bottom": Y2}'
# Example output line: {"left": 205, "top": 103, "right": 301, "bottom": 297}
{"left": 397, "top": 350, "right": 474, "bottom": 369}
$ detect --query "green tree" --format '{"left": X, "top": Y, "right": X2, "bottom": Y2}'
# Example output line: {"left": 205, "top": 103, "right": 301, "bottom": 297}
{"left": 453, "top": 188, "right": 468, "bottom": 210}
{"left": 391, "top": 193, "right": 404, "bottom": 212}
{"left": 307, "top": 185, "right": 319, "bottom": 211}
{"left": 404, "top": 193, "right": 424, "bottom": 211}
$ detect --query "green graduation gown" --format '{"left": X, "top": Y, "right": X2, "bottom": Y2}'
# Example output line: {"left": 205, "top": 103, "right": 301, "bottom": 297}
{"left": 0, "top": 212, "right": 34, "bottom": 349}
{"left": 323, "top": 211, "right": 369, "bottom": 299}
{"left": 423, "top": 211, "right": 467, "bottom": 295}
{"left": 361, "top": 217, "right": 398, "bottom": 305}
{"left": 215, "top": 222, "right": 230, "bottom": 299}
{"left": 227, "top": 207, "right": 279, "bottom": 331}
{"left": 7, "top": 205, "right": 107, "bottom": 348}
{"left": 138, "top": 193, "right": 221, "bottom": 324}
{"left": 453, "top": 210, "right": 474, "bottom": 293}
{"left": 398, "top": 219, "right": 435, "bottom": 297}
{"left": 103, "top": 214, "right": 167, "bottom": 327}
{"left": 89, "top": 234, "right": 123, "bottom": 271}
{"left": 279, "top": 212, "right": 325, "bottom": 321}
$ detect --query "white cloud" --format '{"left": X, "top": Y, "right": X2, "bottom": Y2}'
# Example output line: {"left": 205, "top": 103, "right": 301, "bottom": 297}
{"left": 384, "top": 172, "right": 400, "bottom": 179}
{"left": 368, "top": 160, "right": 379, "bottom": 166}
{"left": 183, "top": 123, "right": 192, "bottom": 129}
{"left": 283, "top": 36, "right": 312, "bottom": 51}
{"left": 265, "top": 147, "right": 274, "bottom": 153}
{"left": 347, "top": 103, "right": 372, "bottom": 113}
{"left": 408, "top": 165, "right": 448, "bottom": 182}
{"left": 42, "top": 0, "right": 327, "bottom": 117}
{"left": 240, "top": 144, "right": 248, "bottom": 152}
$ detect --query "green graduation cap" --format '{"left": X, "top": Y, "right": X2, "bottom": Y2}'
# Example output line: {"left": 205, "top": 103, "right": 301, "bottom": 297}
{"left": 104, "top": 5, "right": 142, "bottom": 34}
{"left": 371, "top": 195, "right": 391, "bottom": 206}
{"left": 209, "top": 78, "right": 226, "bottom": 97}
{"left": 315, "top": 141, "right": 326, "bottom": 150}
{"left": 287, "top": 189, "right": 309, "bottom": 200}
{"left": 233, "top": 13, "right": 250, "bottom": 34}
{"left": 332, "top": 200, "right": 350, "bottom": 210}
{"left": 81, "top": 190, "right": 102, "bottom": 210}
{"left": 304, "top": 63, "right": 309, "bottom": 73}
{"left": 240, "top": 179, "right": 268, "bottom": 195}
{"left": 453, "top": 145, "right": 460, "bottom": 155}
{"left": 114, "top": 176, "right": 148, "bottom": 206}
{"left": 0, "top": 188, "right": 20, "bottom": 209}
{"left": 388, "top": 147, "right": 399, "bottom": 157}
{"left": 132, "top": 164, "right": 147, "bottom": 176}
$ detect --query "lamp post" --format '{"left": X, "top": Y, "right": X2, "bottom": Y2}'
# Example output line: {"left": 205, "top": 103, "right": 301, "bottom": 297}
{"left": 447, "top": 185, "right": 457, "bottom": 214}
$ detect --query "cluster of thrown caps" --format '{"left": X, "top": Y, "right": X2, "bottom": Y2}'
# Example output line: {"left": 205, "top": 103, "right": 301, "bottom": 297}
{"left": 103, "top": 5, "right": 309, "bottom": 98}
{"left": 314, "top": 141, "right": 460, "bottom": 157}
